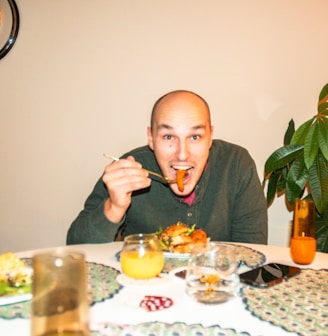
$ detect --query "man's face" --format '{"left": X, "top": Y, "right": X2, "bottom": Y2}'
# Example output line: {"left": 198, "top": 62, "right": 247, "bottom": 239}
{"left": 147, "top": 92, "right": 213, "bottom": 196}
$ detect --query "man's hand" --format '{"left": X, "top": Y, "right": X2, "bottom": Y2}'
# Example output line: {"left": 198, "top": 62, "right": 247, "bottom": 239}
{"left": 102, "top": 156, "right": 151, "bottom": 223}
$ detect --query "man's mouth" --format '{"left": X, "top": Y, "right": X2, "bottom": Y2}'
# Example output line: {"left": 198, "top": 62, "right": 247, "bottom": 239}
{"left": 171, "top": 166, "right": 193, "bottom": 179}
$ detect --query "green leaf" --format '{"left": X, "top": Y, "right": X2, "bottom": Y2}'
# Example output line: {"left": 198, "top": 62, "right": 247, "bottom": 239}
{"left": 315, "top": 211, "right": 328, "bottom": 252}
{"left": 285, "top": 161, "right": 307, "bottom": 205}
{"left": 318, "top": 102, "right": 328, "bottom": 115}
{"left": 265, "top": 171, "right": 280, "bottom": 206}
{"left": 317, "top": 120, "right": 328, "bottom": 161}
{"left": 286, "top": 184, "right": 304, "bottom": 206}
{"left": 290, "top": 118, "right": 315, "bottom": 145}
{"left": 319, "top": 83, "right": 328, "bottom": 101}
{"left": 286, "top": 159, "right": 308, "bottom": 191}
{"left": 0, "top": 283, "right": 31, "bottom": 296}
{"left": 283, "top": 119, "right": 295, "bottom": 146}
{"left": 264, "top": 144, "right": 303, "bottom": 175}
{"left": 308, "top": 152, "right": 328, "bottom": 215}
{"left": 277, "top": 167, "right": 288, "bottom": 193}
{"left": 276, "top": 178, "right": 287, "bottom": 194}
{"left": 318, "top": 83, "right": 328, "bottom": 117}
{"left": 304, "top": 122, "right": 319, "bottom": 169}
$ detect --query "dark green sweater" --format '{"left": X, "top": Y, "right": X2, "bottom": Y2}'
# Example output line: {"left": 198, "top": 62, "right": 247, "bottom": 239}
{"left": 67, "top": 140, "right": 268, "bottom": 245}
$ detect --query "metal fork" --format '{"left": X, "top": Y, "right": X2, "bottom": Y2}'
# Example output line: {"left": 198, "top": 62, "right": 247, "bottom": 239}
{"left": 103, "top": 153, "right": 177, "bottom": 184}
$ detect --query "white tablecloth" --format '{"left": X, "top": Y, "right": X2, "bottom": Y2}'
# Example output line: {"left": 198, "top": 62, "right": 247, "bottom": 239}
{"left": 1, "top": 242, "right": 327, "bottom": 336}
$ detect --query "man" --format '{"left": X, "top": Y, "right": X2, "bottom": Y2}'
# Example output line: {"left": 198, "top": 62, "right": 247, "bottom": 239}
{"left": 67, "top": 90, "right": 268, "bottom": 244}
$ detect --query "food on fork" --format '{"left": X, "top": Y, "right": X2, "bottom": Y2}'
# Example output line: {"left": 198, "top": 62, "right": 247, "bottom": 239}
{"left": 0, "top": 252, "right": 32, "bottom": 295}
{"left": 176, "top": 169, "right": 187, "bottom": 191}
{"left": 155, "top": 221, "right": 208, "bottom": 253}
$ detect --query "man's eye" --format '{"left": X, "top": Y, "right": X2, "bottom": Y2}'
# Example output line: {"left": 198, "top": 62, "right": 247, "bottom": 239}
{"left": 191, "top": 135, "right": 201, "bottom": 140}
{"left": 164, "top": 135, "right": 173, "bottom": 140}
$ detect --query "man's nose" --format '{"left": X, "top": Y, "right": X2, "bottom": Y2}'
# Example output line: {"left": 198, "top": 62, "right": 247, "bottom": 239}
{"left": 176, "top": 140, "right": 189, "bottom": 160}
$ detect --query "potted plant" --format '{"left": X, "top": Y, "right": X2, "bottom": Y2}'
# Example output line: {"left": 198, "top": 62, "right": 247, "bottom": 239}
{"left": 262, "top": 83, "right": 328, "bottom": 252}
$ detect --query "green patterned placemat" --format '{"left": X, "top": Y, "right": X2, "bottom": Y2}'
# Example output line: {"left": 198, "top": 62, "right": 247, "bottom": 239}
{"left": 0, "top": 261, "right": 122, "bottom": 319}
{"left": 91, "top": 321, "right": 253, "bottom": 336}
{"left": 233, "top": 244, "right": 266, "bottom": 268}
{"left": 242, "top": 268, "right": 328, "bottom": 336}
{"left": 163, "top": 244, "right": 266, "bottom": 273}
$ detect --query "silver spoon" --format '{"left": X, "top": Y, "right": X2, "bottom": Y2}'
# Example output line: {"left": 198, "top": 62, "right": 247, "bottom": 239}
{"left": 103, "top": 153, "right": 177, "bottom": 184}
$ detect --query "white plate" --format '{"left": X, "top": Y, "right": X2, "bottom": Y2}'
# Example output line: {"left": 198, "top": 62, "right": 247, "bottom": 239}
{"left": 0, "top": 292, "right": 32, "bottom": 306}
{"left": 163, "top": 252, "right": 190, "bottom": 260}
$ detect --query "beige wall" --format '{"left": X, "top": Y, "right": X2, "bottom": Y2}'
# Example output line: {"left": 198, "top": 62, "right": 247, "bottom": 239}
{"left": 1, "top": 0, "right": 327, "bottom": 253}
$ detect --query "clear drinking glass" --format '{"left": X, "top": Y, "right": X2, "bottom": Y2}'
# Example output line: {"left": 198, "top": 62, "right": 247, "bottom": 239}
{"left": 120, "top": 233, "right": 164, "bottom": 279}
{"left": 290, "top": 199, "right": 316, "bottom": 265}
{"left": 185, "top": 242, "right": 240, "bottom": 304}
{"left": 31, "top": 251, "right": 89, "bottom": 336}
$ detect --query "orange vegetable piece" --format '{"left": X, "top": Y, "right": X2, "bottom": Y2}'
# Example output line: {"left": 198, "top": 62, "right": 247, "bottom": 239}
{"left": 190, "top": 229, "right": 207, "bottom": 243}
{"left": 176, "top": 169, "right": 187, "bottom": 191}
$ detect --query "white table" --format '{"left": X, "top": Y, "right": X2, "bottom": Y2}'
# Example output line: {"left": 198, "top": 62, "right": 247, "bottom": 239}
{"left": 0, "top": 242, "right": 327, "bottom": 336}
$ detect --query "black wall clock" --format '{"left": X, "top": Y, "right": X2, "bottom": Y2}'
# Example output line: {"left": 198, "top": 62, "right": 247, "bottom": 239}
{"left": 0, "top": 0, "right": 20, "bottom": 60}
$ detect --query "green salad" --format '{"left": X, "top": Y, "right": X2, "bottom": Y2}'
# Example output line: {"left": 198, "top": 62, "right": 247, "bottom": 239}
{"left": 0, "top": 281, "right": 32, "bottom": 297}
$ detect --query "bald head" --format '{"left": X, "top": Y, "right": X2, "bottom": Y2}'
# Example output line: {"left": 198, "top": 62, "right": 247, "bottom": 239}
{"left": 150, "top": 90, "right": 211, "bottom": 130}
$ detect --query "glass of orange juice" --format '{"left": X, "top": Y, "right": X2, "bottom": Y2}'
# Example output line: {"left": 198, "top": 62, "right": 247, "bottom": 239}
{"left": 120, "top": 233, "right": 164, "bottom": 279}
{"left": 290, "top": 199, "right": 316, "bottom": 265}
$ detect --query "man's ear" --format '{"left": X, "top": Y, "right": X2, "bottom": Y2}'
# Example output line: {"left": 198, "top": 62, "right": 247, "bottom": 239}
{"left": 147, "top": 126, "right": 154, "bottom": 150}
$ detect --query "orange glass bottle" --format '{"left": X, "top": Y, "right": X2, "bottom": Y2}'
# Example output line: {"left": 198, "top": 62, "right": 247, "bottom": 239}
{"left": 290, "top": 199, "right": 316, "bottom": 265}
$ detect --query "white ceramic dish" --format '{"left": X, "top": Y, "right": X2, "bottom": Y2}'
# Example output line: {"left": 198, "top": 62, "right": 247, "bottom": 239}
{"left": 0, "top": 292, "right": 32, "bottom": 306}
{"left": 163, "top": 251, "right": 190, "bottom": 260}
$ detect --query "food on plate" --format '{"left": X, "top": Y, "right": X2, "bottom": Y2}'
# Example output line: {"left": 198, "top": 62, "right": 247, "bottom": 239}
{"left": 176, "top": 169, "right": 187, "bottom": 192}
{"left": 0, "top": 252, "right": 32, "bottom": 296}
{"left": 155, "top": 221, "right": 208, "bottom": 253}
